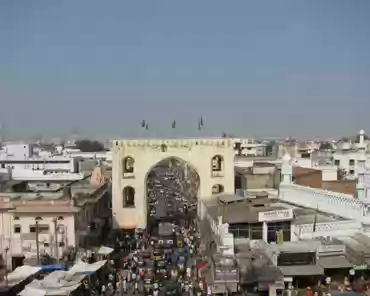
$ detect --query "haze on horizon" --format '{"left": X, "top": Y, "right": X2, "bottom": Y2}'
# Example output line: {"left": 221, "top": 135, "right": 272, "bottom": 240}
{"left": 0, "top": 0, "right": 369, "bottom": 140}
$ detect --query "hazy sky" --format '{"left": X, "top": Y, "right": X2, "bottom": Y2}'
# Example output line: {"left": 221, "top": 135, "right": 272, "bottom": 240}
{"left": 0, "top": 1, "right": 369, "bottom": 139}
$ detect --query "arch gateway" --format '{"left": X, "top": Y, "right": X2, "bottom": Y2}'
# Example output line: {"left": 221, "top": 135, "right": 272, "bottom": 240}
{"left": 112, "top": 138, "right": 235, "bottom": 229}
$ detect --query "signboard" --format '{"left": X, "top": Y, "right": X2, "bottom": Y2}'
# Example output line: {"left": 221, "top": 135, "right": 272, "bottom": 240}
{"left": 353, "top": 264, "right": 367, "bottom": 271}
{"left": 258, "top": 209, "right": 293, "bottom": 222}
{"left": 318, "top": 244, "right": 346, "bottom": 254}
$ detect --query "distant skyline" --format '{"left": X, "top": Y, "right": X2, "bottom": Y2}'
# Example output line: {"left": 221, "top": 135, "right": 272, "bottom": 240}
{"left": 0, "top": 0, "right": 369, "bottom": 139}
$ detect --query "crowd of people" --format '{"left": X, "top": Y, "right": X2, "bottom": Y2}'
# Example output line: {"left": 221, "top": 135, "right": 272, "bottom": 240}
{"left": 97, "top": 161, "right": 211, "bottom": 295}
{"left": 103, "top": 222, "right": 210, "bottom": 296}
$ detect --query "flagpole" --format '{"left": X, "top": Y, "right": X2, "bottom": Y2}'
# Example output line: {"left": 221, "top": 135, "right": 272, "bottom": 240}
{"left": 311, "top": 205, "right": 318, "bottom": 239}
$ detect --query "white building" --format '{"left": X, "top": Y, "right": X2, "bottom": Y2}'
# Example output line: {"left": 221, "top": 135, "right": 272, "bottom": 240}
{"left": 0, "top": 168, "right": 110, "bottom": 268}
{"left": 0, "top": 142, "right": 111, "bottom": 181}
{"left": 200, "top": 129, "right": 370, "bottom": 251}
{"left": 332, "top": 130, "right": 370, "bottom": 178}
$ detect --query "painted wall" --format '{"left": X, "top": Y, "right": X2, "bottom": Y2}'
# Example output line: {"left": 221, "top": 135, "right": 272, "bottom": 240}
{"left": 112, "top": 138, "right": 235, "bottom": 229}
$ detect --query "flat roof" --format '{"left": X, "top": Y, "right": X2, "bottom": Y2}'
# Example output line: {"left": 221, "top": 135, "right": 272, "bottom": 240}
{"left": 0, "top": 177, "right": 108, "bottom": 204}
{"left": 204, "top": 197, "right": 348, "bottom": 225}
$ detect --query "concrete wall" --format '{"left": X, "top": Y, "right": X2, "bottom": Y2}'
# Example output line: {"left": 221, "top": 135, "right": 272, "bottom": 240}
{"left": 244, "top": 173, "right": 279, "bottom": 189}
{"left": 293, "top": 167, "right": 322, "bottom": 188}
{"left": 322, "top": 180, "right": 357, "bottom": 196}
{"left": 0, "top": 211, "right": 76, "bottom": 267}
{"left": 292, "top": 166, "right": 356, "bottom": 197}
{"left": 112, "top": 138, "right": 235, "bottom": 229}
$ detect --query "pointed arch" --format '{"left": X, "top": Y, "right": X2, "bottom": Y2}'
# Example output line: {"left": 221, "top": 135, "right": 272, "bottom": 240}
{"left": 212, "top": 184, "right": 224, "bottom": 195}
{"left": 122, "top": 186, "right": 135, "bottom": 207}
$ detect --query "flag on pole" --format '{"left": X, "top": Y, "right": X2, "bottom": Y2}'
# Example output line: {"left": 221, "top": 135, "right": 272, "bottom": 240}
{"left": 141, "top": 120, "right": 146, "bottom": 128}
{"left": 145, "top": 123, "right": 149, "bottom": 130}
{"left": 200, "top": 115, "right": 203, "bottom": 126}
{"left": 198, "top": 120, "right": 201, "bottom": 131}
{"left": 172, "top": 120, "right": 176, "bottom": 129}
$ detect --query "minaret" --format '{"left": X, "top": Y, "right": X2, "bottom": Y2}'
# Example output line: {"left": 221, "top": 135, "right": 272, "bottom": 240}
{"left": 281, "top": 152, "right": 293, "bottom": 184}
{"left": 357, "top": 129, "right": 366, "bottom": 201}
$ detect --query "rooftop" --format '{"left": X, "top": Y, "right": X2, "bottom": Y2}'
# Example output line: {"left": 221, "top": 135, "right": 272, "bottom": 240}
{"left": 204, "top": 194, "right": 348, "bottom": 225}
{"left": 0, "top": 172, "right": 109, "bottom": 210}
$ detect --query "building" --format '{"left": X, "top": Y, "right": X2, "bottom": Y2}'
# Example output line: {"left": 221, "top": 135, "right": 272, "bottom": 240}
{"left": 112, "top": 138, "right": 235, "bottom": 229}
{"left": 196, "top": 145, "right": 370, "bottom": 291}
{"left": 0, "top": 142, "right": 111, "bottom": 181}
{"left": 233, "top": 138, "right": 278, "bottom": 157}
{"left": 0, "top": 166, "right": 110, "bottom": 269}
{"left": 333, "top": 130, "right": 370, "bottom": 178}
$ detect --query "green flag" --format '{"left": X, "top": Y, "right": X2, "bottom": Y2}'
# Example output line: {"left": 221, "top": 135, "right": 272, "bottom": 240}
{"left": 141, "top": 120, "right": 146, "bottom": 128}
{"left": 200, "top": 115, "right": 203, "bottom": 126}
{"left": 172, "top": 120, "right": 176, "bottom": 129}
{"left": 145, "top": 123, "right": 149, "bottom": 130}
{"left": 198, "top": 120, "right": 201, "bottom": 131}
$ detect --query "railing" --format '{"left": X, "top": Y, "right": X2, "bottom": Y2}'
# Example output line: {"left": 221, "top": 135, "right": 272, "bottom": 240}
{"left": 292, "top": 220, "right": 361, "bottom": 240}
{"left": 279, "top": 183, "right": 364, "bottom": 221}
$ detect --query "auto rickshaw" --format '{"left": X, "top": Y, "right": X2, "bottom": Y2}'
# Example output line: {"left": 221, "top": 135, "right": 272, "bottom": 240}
{"left": 139, "top": 266, "right": 146, "bottom": 278}
{"left": 163, "top": 280, "right": 179, "bottom": 296}
{"left": 141, "top": 250, "right": 151, "bottom": 259}
{"left": 177, "top": 255, "right": 186, "bottom": 272}
{"left": 155, "top": 260, "right": 167, "bottom": 278}
{"left": 153, "top": 249, "right": 163, "bottom": 261}
{"left": 163, "top": 248, "right": 172, "bottom": 255}
{"left": 163, "top": 239, "right": 174, "bottom": 248}
{"left": 143, "top": 275, "right": 154, "bottom": 291}
{"left": 150, "top": 237, "right": 158, "bottom": 246}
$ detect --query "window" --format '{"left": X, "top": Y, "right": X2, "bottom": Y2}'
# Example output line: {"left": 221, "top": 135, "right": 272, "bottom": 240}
{"left": 334, "top": 160, "right": 340, "bottom": 166}
{"left": 14, "top": 225, "right": 21, "bottom": 233}
{"left": 349, "top": 159, "right": 355, "bottom": 166}
{"left": 58, "top": 242, "right": 65, "bottom": 247}
{"left": 13, "top": 216, "right": 20, "bottom": 220}
{"left": 122, "top": 156, "right": 135, "bottom": 174}
{"left": 211, "top": 155, "right": 224, "bottom": 173}
{"left": 30, "top": 224, "right": 49, "bottom": 233}
{"left": 1, "top": 164, "right": 4, "bottom": 169}
{"left": 349, "top": 170, "right": 355, "bottom": 175}
{"left": 212, "top": 184, "right": 224, "bottom": 195}
{"left": 44, "top": 242, "right": 50, "bottom": 247}
{"left": 122, "top": 186, "right": 135, "bottom": 207}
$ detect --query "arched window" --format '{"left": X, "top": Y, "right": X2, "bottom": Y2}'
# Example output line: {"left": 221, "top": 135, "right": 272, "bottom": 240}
{"left": 122, "top": 156, "right": 135, "bottom": 174}
{"left": 122, "top": 186, "right": 135, "bottom": 207}
{"left": 212, "top": 184, "right": 224, "bottom": 195}
{"left": 211, "top": 155, "right": 224, "bottom": 172}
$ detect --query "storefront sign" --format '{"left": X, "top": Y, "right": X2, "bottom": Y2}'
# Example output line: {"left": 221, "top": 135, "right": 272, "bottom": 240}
{"left": 353, "top": 264, "right": 367, "bottom": 270}
{"left": 258, "top": 209, "right": 293, "bottom": 222}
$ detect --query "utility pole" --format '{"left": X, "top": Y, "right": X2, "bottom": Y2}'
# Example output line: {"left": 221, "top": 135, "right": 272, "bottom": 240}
{"left": 4, "top": 247, "right": 9, "bottom": 287}
{"left": 53, "top": 218, "right": 59, "bottom": 264}
{"left": 35, "top": 220, "right": 40, "bottom": 265}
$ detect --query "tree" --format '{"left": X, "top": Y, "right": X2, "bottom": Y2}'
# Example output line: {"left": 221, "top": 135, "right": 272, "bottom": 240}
{"left": 319, "top": 142, "right": 333, "bottom": 151}
{"left": 337, "top": 168, "right": 347, "bottom": 180}
{"left": 75, "top": 139, "right": 105, "bottom": 152}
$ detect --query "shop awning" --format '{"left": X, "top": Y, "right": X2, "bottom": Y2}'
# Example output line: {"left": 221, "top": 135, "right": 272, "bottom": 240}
{"left": 96, "top": 246, "right": 114, "bottom": 256}
{"left": 317, "top": 256, "right": 353, "bottom": 269}
{"left": 279, "top": 265, "right": 324, "bottom": 276}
